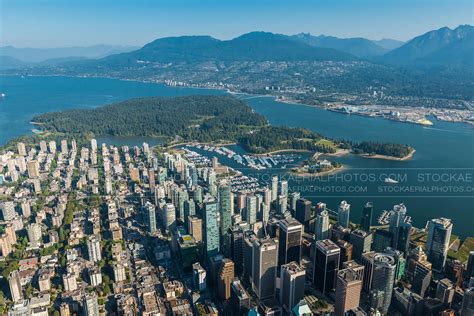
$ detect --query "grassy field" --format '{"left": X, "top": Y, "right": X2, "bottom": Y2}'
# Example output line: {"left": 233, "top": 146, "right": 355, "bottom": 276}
{"left": 448, "top": 237, "right": 474, "bottom": 262}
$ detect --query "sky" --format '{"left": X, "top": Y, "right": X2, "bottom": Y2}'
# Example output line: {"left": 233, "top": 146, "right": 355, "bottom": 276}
{"left": 0, "top": 0, "right": 472, "bottom": 48}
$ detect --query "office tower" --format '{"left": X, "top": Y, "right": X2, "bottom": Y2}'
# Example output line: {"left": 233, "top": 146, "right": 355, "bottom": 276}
{"left": 361, "top": 251, "right": 376, "bottom": 292}
{"left": 335, "top": 267, "right": 364, "bottom": 316}
{"left": 435, "top": 278, "right": 454, "bottom": 306}
{"left": 373, "top": 229, "right": 393, "bottom": 252}
{"left": 218, "top": 259, "right": 235, "bottom": 300}
{"left": 231, "top": 279, "right": 251, "bottom": 315}
{"left": 204, "top": 200, "right": 220, "bottom": 257}
{"left": 342, "top": 260, "right": 365, "bottom": 282}
{"left": 271, "top": 176, "right": 278, "bottom": 202}
{"left": 148, "top": 168, "right": 155, "bottom": 193}
{"left": 295, "top": 198, "right": 311, "bottom": 229}
{"left": 466, "top": 251, "right": 474, "bottom": 284}
{"left": 371, "top": 253, "right": 396, "bottom": 314}
{"left": 389, "top": 203, "right": 411, "bottom": 252}
{"left": 426, "top": 217, "right": 452, "bottom": 273}
{"left": 396, "top": 221, "right": 412, "bottom": 254}
{"left": 289, "top": 192, "right": 300, "bottom": 212}
{"left": 163, "top": 203, "right": 176, "bottom": 233}
{"left": 313, "top": 239, "right": 340, "bottom": 294}
{"left": 27, "top": 160, "right": 40, "bottom": 178}
{"left": 461, "top": 287, "right": 474, "bottom": 316}
{"left": 385, "top": 247, "right": 406, "bottom": 281}
{"left": 143, "top": 202, "right": 157, "bottom": 234}
{"left": 193, "top": 262, "right": 207, "bottom": 292}
{"left": 279, "top": 180, "right": 289, "bottom": 197}
{"left": 39, "top": 140, "right": 47, "bottom": 152}
{"left": 245, "top": 194, "right": 257, "bottom": 225}
{"left": 315, "top": 210, "right": 330, "bottom": 241}
{"left": 9, "top": 270, "right": 22, "bottom": 302}
{"left": 280, "top": 261, "right": 305, "bottom": 312}
{"left": 409, "top": 248, "right": 432, "bottom": 297}
{"left": 188, "top": 216, "right": 202, "bottom": 242}
{"left": 83, "top": 293, "right": 99, "bottom": 316}
{"left": 337, "top": 240, "right": 353, "bottom": 266}
{"left": 243, "top": 232, "right": 257, "bottom": 284}
{"left": 1, "top": 201, "right": 16, "bottom": 221}
{"left": 184, "top": 199, "right": 196, "bottom": 222}
{"left": 231, "top": 227, "right": 244, "bottom": 275}
{"left": 360, "top": 202, "right": 373, "bottom": 232}
{"left": 60, "top": 139, "right": 68, "bottom": 154}
{"left": 87, "top": 235, "right": 102, "bottom": 262}
{"left": 278, "top": 195, "right": 288, "bottom": 215}
{"left": 27, "top": 223, "right": 42, "bottom": 245}
{"left": 252, "top": 237, "right": 279, "bottom": 300}
{"left": 337, "top": 200, "right": 350, "bottom": 228}
{"left": 17, "top": 142, "right": 27, "bottom": 156}
{"left": 219, "top": 184, "right": 232, "bottom": 249}
{"left": 278, "top": 217, "right": 303, "bottom": 266}
{"left": 350, "top": 229, "right": 373, "bottom": 261}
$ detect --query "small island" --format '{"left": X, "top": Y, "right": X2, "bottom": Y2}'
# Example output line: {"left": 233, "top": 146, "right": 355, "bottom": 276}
{"left": 290, "top": 156, "right": 344, "bottom": 177}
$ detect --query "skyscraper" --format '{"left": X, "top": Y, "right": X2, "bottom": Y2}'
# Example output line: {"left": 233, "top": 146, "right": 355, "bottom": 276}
{"left": 360, "top": 202, "right": 373, "bottom": 232}
{"left": 279, "top": 180, "right": 289, "bottom": 197}
{"left": 315, "top": 210, "right": 330, "bottom": 241}
{"left": 27, "top": 160, "right": 40, "bottom": 178}
{"left": 278, "top": 217, "right": 303, "bottom": 266}
{"left": 295, "top": 198, "right": 311, "bottom": 229}
{"left": 349, "top": 229, "right": 373, "bottom": 261}
{"left": 289, "top": 192, "right": 300, "bottom": 212}
{"left": 335, "top": 267, "right": 364, "bottom": 316}
{"left": 83, "top": 293, "right": 99, "bottom": 316}
{"left": 8, "top": 270, "right": 22, "bottom": 303}
{"left": 244, "top": 194, "right": 257, "bottom": 225}
{"left": 219, "top": 184, "right": 232, "bottom": 255}
{"left": 280, "top": 261, "right": 306, "bottom": 313}
{"left": 188, "top": 215, "right": 202, "bottom": 243}
{"left": 313, "top": 239, "right": 340, "bottom": 294}
{"left": 143, "top": 202, "right": 157, "bottom": 234}
{"left": 1, "top": 201, "right": 16, "bottom": 221}
{"left": 204, "top": 200, "right": 220, "bottom": 257}
{"left": 461, "top": 287, "right": 474, "bottom": 316}
{"left": 337, "top": 201, "right": 350, "bottom": 228}
{"left": 218, "top": 259, "right": 235, "bottom": 300}
{"left": 252, "top": 237, "right": 279, "bottom": 300}
{"left": 426, "top": 217, "right": 452, "bottom": 273}
{"left": 271, "top": 176, "right": 278, "bottom": 202}
{"left": 370, "top": 253, "right": 396, "bottom": 314}
{"left": 87, "top": 235, "right": 102, "bottom": 262}
{"left": 163, "top": 203, "right": 176, "bottom": 233}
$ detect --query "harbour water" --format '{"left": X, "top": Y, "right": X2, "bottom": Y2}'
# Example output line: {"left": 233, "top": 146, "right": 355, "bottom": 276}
{"left": 0, "top": 75, "right": 472, "bottom": 236}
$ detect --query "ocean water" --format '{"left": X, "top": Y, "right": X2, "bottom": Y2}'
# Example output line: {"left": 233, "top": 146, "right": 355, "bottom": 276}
{"left": 0, "top": 75, "right": 473, "bottom": 236}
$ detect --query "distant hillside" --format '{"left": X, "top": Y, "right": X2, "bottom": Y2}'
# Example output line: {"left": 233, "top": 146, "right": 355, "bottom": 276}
{"left": 100, "top": 32, "right": 357, "bottom": 65}
{"left": 0, "top": 45, "right": 139, "bottom": 63}
{"left": 372, "top": 39, "right": 404, "bottom": 50}
{"left": 0, "top": 55, "right": 26, "bottom": 70}
{"left": 292, "top": 33, "right": 388, "bottom": 58}
{"left": 382, "top": 25, "right": 474, "bottom": 66}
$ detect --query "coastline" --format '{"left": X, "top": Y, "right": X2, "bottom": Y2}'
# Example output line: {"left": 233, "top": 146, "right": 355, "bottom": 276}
{"left": 289, "top": 165, "right": 345, "bottom": 178}
{"left": 357, "top": 148, "right": 416, "bottom": 161}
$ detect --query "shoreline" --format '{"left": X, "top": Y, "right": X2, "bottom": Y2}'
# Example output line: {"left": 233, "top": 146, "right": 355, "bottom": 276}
{"left": 357, "top": 148, "right": 416, "bottom": 161}
{"left": 289, "top": 165, "right": 345, "bottom": 178}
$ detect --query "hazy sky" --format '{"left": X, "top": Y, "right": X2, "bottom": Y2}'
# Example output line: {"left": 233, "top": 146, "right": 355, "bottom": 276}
{"left": 1, "top": 0, "right": 472, "bottom": 48}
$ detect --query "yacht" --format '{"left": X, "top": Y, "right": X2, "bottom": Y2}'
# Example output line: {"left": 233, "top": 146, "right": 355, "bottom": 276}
{"left": 384, "top": 177, "right": 399, "bottom": 184}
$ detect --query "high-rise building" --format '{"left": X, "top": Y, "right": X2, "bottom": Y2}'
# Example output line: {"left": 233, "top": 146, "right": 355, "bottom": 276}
{"left": 245, "top": 194, "right": 257, "bottom": 225}
{"left": 350, "top": 229, "right": 373, "bottom": 261}
{"left": 337, "top": 201, "right": 350, "bottom": 228}
{"left": 163, "top": 203, "right": 176, "bottom": 233}
{"left": 426, "top": 217, "right": 452, "bottom": 273}
{"left": 8, "top": 270, "right": 22, "bottom": 302}
{"left": 278, "top": 217, "right": 303, "bottom": 266}
{"left": 148, "top": 168, "right": 155, "bottom": 193}
{"left": 279, "top": 180, "right": 289, "bottom": 197}
{"left": 315, "top": 210, "right": 330, "bottom": 241}
{"left": 373, "top": 229, "right": 393, "bottom": 253}
{"left": 87, "top": 235, "right": 102, "bottom": 262}
{"left": 337, "top": 240, "right": 353, "bottom": 266}
{"left": 313, "top": 239, "right": 340, "bottom": 294}
{"left": 289, "top": 192, "right": 300, "bottom": 212}
{"left": 83, "top": 293, "right": 99, "bottom": 316}
{"left": 295, "top": 198, "right": 311, "bottom": 229}
{"left": 231, "top": 227, "right": 244, "bottom": 275}
{"left": 278, "top": 195, "right": 288, "bottom": 215}
{"left": 360, "top": 202, "right": 373, "bottom": 232}
{"left": 27, "top": 223, "right": 42, "bottom": 245}
{"left": 271, "top": 176, "right": 278, "bottom": 202}
{"left": 188, "top": 216, "right": 202, "bottom": 243}
{"left": 219, "top": 184, "right": 232, "bottom": 239}
{"left": 370, "top": 253, "right": 396, "bottom": 314}
{"left": 143, "top": 202, "right": 157, "bottom": 234}
{"left": 193, "top": 262, "right": 207, "bottom": 292}
{"left": 252, "top": 237, "right": 279, "bottom": 300}
{"left": 243, "top": 231, "right": 257, "bottom": 284}
{"left": 17, "top": 142, "right": 27, "bottom": 156}
{"left": 408, "top": 247, "right": 432, "bottom": 298}
{"left": 435, "top": 278, "right": 454, "bottom": 306}
{"left": 385, "top": 247, "right": 406, "bottom": 281}
{"left": 465, "top": 251, "right": 474, "bottom": 284}
{"left": 204, "top": 200, "right": 220, "bottom": 257}
{"left": 389, "top": 204, "right": 411, "bottom": 253}
{"left": 27, "top": 160, "right": 40, "bottom": 178}
{"left": 461, "top": 287, "right": 474, "bottom": 316}
{"left": 218, "top": 259, "right": 235, "bottom": 300}
{"left": 61, "top": 139, "right": 68, "bottom": 154}
{"left": 1, "top": 201, "right": 16, "bottom": 221}
{"left": 280, "top": 261, "right": 305, "bottom": 313}
{"left": 49, "top": 140, "right": 57, "bottom": 154}
{"left": 335, "top": 267, "right": 364, "bottom": 316}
